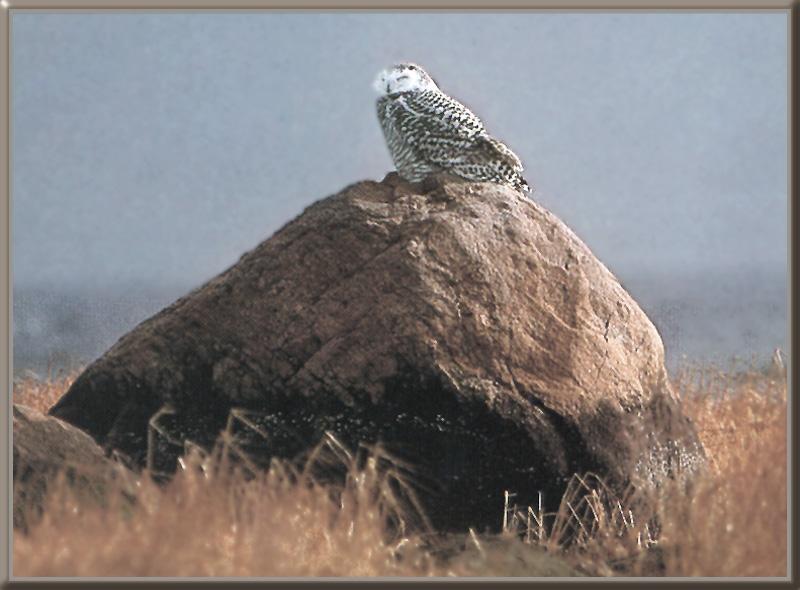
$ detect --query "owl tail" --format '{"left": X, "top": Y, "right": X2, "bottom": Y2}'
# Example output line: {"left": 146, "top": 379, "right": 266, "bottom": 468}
{"left": 515, "top": 175, "right": 532, "bottom": 194}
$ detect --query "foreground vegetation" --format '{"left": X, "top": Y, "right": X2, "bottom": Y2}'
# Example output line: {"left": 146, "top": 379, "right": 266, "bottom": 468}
{"left": 12, "top": 360, "right": 787, "bottom": 577}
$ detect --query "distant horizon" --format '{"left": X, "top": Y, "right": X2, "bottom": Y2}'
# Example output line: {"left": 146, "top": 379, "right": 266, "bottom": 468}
{"left": 13, "top": 264, "right": 788, "bottom": 375}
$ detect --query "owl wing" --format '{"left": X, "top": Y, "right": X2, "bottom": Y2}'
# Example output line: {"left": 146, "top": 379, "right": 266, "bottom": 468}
{"left": 397, "top": 91, "right": 485, "bottom": 140}
{"left": 481, "top": 136, "right": 525, "bottom": 174}
{"left": 395, "top": 92, "right": 527, "bottom": 176}
{"left": 378, "top": 91, "right": 476, "bottom": 170}
{"left": 379, "top": 91, "right": 528, "bottom": 189}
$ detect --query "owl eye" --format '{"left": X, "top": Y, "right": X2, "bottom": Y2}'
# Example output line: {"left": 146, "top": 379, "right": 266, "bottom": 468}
{"left": 408, "top": 65, "right": 417, "bottom": 70}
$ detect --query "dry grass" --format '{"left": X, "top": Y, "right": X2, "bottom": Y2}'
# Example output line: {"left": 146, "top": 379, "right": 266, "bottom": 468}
{"left": 658, "top": 363, "right": 788, "bottom": 577}
{"left": 12, "top": 370, "right": 77, "bottom": 414}
{"left": 14, "top": 442, "right": 440, "bottom": 577}
{"left": 12, "top": 361, "right": 788, "bottom": 578}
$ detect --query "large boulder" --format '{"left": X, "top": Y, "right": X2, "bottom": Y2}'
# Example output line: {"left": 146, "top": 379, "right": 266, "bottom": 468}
{"left": 49, "top": 173, "right": 703, "bottom": 531}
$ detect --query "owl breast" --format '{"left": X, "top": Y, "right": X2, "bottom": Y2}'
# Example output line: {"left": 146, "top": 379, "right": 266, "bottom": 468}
{"left": 376, "top": 96, "right": 440, "bottom": 183}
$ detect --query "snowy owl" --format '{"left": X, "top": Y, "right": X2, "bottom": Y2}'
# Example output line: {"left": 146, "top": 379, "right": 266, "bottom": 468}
{"left": 373, "top": 63, "right": 531, "bottom": 193}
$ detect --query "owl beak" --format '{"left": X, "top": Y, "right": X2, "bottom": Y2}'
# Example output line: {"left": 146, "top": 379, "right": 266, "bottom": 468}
{"left": 373, "top": 69, "right": 392, "bottom": 95}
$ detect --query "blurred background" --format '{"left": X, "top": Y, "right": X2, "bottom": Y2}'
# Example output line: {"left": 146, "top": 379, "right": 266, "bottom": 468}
{"left": 11, "top": 11, "right": 788, "bottom": 376}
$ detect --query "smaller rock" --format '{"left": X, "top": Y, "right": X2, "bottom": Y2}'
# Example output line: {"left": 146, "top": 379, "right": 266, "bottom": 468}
{"left": 13, "top": 404, "right": 135, "bottom": 531}
{"left": 434, "top": 532, "right": 585, "bottom": 576}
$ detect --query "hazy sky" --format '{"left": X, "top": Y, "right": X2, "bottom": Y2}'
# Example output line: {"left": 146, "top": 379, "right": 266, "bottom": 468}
{"left": 12, "top": 12, "right": 788, "bottom": 289}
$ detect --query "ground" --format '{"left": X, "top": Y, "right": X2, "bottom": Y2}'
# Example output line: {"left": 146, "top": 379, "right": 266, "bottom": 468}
{"left": 12, "top": 361, "right": 787, "bottom": 577}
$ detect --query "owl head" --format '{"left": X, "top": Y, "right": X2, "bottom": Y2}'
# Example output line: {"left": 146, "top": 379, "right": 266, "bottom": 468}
{"left": 373, "top": 63, "right": 439, "bottom": 95}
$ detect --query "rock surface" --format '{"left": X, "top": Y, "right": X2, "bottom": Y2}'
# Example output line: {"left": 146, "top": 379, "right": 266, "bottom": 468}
{"left": 13, "top": 404, "right": 134, "bottom": 530}
{"left": 49, "top": 173, "right": 703, "bottom": 531}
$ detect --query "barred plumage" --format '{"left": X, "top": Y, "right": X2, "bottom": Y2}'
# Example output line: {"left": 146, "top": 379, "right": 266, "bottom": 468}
{"left": 374, "top": 63, "right": 531, "bottom": 193}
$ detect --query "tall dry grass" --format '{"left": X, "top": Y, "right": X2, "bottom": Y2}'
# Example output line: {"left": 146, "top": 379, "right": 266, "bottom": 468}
{"left": 14, "top": 441, "right": 440, "bottom": 577}
{"left": 12, "top": 361, "right": 788, "bottom": 577}
{"left": 12, "top": 370, "right": 77, "bottom": 414}
{"left": 659, "top": 363, "right": 788, "bottom": 576}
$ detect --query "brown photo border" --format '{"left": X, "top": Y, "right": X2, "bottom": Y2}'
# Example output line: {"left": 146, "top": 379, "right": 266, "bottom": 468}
{"left": 0, "top": 2, "right": 796, "bottom": 588}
